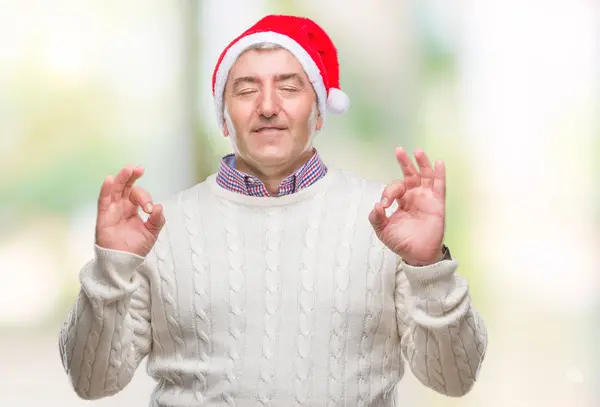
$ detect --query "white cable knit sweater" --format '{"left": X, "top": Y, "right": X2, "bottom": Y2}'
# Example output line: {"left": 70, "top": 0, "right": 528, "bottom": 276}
{"left": 59, "top": 168, "right": 487, "bottom": 406}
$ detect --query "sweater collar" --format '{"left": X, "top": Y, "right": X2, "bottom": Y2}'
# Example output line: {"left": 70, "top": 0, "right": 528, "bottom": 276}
{"left": 215, "top": 149, "right": 327, "bottom": 197}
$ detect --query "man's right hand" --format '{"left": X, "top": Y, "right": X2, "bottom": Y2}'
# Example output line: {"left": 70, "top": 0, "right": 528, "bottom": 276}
{"left": 95, "top": 165, "right": 165, "bottom": 257}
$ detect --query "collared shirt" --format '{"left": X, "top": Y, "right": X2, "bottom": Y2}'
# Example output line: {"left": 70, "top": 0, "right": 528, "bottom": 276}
{"left": 215, "top": 149, "right": 327, "bottom": 197}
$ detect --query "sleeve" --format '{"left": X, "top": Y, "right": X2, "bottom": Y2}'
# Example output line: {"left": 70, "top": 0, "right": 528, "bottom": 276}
{"left": 58, "top": 244, "right": 154, "bottom": 400}
{"left": 394, "top": 254, "right": 488, "bottom": 397}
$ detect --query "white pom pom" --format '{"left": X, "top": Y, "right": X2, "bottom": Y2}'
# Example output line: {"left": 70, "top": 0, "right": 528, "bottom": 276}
{"left": 327, "top": 88, "right": 350, "bottom": 114}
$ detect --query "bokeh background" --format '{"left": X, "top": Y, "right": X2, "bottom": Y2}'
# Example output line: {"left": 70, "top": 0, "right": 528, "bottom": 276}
{"left": 1, "top": 0, "right": 598, "bottom": 406}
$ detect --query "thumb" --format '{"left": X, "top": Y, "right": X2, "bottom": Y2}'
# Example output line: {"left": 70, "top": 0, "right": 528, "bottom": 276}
{"left": 368, "top": 203, "right": 389, "bottom": 232}
{"left": 144, "top": 203, "right": 165, "bottom": 237}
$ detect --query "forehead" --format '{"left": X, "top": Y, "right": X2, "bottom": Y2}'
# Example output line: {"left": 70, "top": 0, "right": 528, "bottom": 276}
{"left": 228, "top": 47, "right": 308, "bottom": 80}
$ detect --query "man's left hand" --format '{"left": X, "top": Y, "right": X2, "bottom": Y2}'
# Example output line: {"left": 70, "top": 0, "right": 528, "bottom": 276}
{"left": 368, "top": 147, "right": 446, "bottom": 266}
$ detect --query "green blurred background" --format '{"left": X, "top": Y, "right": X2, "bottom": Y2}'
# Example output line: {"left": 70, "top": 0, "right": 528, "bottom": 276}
{"left": 0, "top": 0, "right": 598, "bottom": 405}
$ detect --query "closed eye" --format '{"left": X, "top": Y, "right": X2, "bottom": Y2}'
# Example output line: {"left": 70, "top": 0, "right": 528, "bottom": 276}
{"left": 237, "top": 89, "right": 258, "bottom": 96}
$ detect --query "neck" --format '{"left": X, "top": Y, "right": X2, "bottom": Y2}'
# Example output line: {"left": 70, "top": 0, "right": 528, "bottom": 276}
{"left": 235, "top": 149, "right": 315, "bottom": 195}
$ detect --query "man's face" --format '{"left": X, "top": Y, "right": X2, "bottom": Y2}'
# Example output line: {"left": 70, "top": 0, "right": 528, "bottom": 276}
{"left": 223, "top": 47, "right": 323, "bottom": 171}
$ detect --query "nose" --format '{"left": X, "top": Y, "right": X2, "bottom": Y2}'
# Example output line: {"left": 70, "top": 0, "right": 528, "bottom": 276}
{"left": 257, "top": 85, "right": 281, "bottom": 118}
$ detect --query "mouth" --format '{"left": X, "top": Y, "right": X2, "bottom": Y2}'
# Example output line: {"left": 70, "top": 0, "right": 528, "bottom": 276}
{"left": 253, "top": 126, "right": 287, "bottom": 134}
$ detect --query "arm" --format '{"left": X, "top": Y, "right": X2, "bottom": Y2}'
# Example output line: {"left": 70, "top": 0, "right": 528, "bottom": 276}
{"left": 369, "top": 147, "right": 487, "bottom": 396}
{"left": 394, "top": 253, "right": 487, "bottom": 397}
{"left": 58, "top": 244, "right": 153, "bottom": 400}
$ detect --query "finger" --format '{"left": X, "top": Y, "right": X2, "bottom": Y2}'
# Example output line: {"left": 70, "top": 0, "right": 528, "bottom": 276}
{"left": 380, "top": 180, "right": 406, "bottom": 208}
{"left": 111, "top": 165, "right": 134, "bottom": 201}
{"left": 122, "top": 165, "right": 145, "bottom": 199}
{"left": 433, "top": 160, "right": 446, "bottom": 198}
{"left": 395, "top": 147, "right": 421, "bottom": 189}
{"left": 414, "top": 148, "right": 434, "bottom": 189}
{"left": 144, "top": 203, "right": 165, "bottom": 236}
{"left": 368, "top": 202, "right": 389, "bottom": 232}
{"left": 97, "top": 175, "right": 114, "bottom": 213}
{"left": 130, "top": 185, "right": 154, "bottom": 214}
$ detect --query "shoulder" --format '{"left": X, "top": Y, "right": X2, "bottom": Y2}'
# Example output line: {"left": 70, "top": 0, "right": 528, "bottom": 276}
{"left": 328, "top": 168, "right": 386, "bottom": 199}
{"left": 153, "top": 175, "right": 215, "bottom": 226}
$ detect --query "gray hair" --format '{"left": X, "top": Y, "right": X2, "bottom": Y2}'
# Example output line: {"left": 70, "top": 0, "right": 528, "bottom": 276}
{"left": 244, "top": 42, "right": 284, "bottom": 51}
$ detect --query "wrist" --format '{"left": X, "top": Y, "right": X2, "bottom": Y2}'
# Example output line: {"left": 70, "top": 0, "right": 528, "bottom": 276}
{"left": 402, "top": 245, "right": 449, "bottom": 267}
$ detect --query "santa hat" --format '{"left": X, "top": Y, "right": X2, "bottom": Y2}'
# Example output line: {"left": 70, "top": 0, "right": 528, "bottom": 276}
{"left": 211, "top": 14, "right": 350, "bottom": 129}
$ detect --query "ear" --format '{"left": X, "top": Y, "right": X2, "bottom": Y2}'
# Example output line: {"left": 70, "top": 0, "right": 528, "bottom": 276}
{"left": 222, "top": 104, "right": 230, "bottom": 137}
{"left": 316, "top": 111, "right": 323, "bottom": 132}
{"left": 223, "top": 120, "right": 229, "bottom": 137}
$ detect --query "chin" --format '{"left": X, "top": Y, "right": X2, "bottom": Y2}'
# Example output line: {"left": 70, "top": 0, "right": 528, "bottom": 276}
{"left": 256, "top": 152, "right": 290, "bottom": 166}
{"left": 250, "top": 145, "right": 290, "bottom": 162}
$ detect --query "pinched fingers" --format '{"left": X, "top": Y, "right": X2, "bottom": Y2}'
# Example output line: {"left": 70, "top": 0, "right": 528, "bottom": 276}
{"left": 144, "top": 203, "right": 165, "bottom": 236}
{"left": 130, "top": 185, "right": 154, "bottom": 214}
{"left": 380, "top": 180, "right": 406, "bottom": 208}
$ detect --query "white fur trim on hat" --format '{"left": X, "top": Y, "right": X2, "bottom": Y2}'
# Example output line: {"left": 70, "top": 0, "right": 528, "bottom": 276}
{"left": 214, "top": 31, "right": 330, "bottom": 129}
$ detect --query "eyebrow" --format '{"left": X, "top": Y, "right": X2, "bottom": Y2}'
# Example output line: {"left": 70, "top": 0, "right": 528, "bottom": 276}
{"left": 275, "top": 73, "right": 305, "bottom": 85}
{"left": 232, "top": 76, "right": 258, "bottom": 89}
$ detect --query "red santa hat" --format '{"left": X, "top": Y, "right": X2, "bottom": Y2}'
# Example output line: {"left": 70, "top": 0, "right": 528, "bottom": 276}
{"left": 211, "top": 14, "right": 350, "bottom": 129}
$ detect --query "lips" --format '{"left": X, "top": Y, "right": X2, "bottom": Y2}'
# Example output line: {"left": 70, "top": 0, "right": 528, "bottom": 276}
{"left": 253, "top": 126, "right": 287, "bottom": 133}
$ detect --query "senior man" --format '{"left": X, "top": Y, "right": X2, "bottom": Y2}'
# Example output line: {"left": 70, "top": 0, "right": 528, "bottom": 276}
{"left": 59, "top": 14, "right": 487, "bottom": 407}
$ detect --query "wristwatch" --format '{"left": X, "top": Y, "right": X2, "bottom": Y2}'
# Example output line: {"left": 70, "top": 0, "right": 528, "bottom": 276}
{"left": 440, "top": 244, "right": 452, "bottom": 261}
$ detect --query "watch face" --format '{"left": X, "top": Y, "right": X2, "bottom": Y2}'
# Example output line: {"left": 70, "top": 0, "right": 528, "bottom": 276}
{"left": 442, "top": 245, "right": 451, "bottom": 260}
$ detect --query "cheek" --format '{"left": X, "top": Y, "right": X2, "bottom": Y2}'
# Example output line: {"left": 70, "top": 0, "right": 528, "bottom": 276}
{"left": 291, "top": 110, "right": 317, "bottom": 137}
{"left": 228, "top": 102, "right": 256, "bottom": 129}
{"left": 284, "top": 102, "right": 314, "bottom": 127}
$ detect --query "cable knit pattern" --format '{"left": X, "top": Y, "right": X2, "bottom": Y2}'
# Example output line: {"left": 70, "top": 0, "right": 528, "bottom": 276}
{"left": 154, "top": 232, "right": 185, "bottom": 389}
{"left": 398, "top": 256, "right": 489, "bottom": 397}
{"left": 221, "top": 199, "right": 246, "bottom": 406}
{"left": 327, "top": 186, "right": 362, "bottom": 407}
{"left": 76, "top": 298, "right": 104, "bottom": 396}
{"left": 380, "top": 327, "right": 396, "bottom": 402}
{"left": 182, "top": 188, "right": 211, "bottom": 403}
{"left": 424, "top": 327, "right": 446, "bottom": 393}
{"left": 60, "top": 295, "right": 85, "bottom": 373}
{"left": 356, "top": 233, "right": 386, "bottom": 407}
{"left": 449, "top": 311, "right": 487, "bottom": 391}
{"left": 129, "top": 282, "right": 152, "bottom": 370}
{"left": 293, "top": 192, "right": 326, "bottom": 406}
{"left": 105, "top": 299, "right": 126, "bottom": 393}
{"left": 473, "top": 314, "right": 488, "bottom": 372}
{"left": 58, "top": 169, "right": 487, "bottom": 406}
{"left": 257, "top": 207, "right": 283, "bottom": 405}
{"left": 447, "top": 320, "right": 473, "bottom": 394}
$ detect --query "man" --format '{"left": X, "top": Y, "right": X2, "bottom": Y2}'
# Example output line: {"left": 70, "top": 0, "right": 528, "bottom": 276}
{"left": 59, "top": 14, "right": 487, "bottom": 406}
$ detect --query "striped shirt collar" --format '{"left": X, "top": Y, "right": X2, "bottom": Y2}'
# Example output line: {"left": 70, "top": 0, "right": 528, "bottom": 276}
{"left": 215, "top": 149, "right": 327, "bottom": 197}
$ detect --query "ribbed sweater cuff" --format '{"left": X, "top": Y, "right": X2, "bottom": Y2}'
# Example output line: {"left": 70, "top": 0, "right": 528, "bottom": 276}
{"left": 79, "top": 245, "right": 146, "bottom": 299}
{"left": 400, "top": 258, "right": 460, "bottom": 301}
